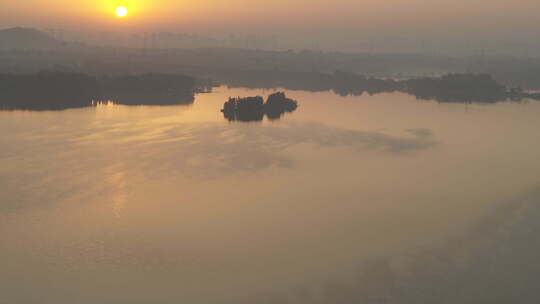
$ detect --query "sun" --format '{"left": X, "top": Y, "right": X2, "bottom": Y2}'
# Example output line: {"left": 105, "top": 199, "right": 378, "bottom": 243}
{"left": 115, "top": 6, "right": 128, "bottom": 17}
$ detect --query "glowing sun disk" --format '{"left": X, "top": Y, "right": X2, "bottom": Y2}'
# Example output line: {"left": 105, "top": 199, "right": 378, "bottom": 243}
{"left": 116, "top": 6, "right": 128, "bottom": 17}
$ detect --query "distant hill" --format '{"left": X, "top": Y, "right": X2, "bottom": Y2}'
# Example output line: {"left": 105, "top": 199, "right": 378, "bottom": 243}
{"left": 0, "top": 27, "right": 66, "bottom": 50}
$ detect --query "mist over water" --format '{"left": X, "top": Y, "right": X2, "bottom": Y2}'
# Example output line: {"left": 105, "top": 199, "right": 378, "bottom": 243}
{"left": 1, "top": 87, "right": 540, "bottom": 303}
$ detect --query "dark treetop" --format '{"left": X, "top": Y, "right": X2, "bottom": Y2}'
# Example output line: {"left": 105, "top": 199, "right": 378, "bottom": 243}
{"left": 221, "top": 92, "right": 298, "bottom": 122}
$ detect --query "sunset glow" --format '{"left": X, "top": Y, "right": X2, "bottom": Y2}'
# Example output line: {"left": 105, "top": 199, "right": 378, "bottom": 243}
{"left": 115, "top": 6, "right": 128, "bottom": 17}
{"left": 2, "top": 0, "right": 540, "bottom": 303}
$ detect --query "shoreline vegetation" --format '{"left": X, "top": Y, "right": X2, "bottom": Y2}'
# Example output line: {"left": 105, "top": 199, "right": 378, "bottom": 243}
{"left": 0, "top": 72, "right": 214, "bottom": 110}
{"left": 216, "top": 70, "right": 540, "bottom": 103}
{"left": 0, "top": 71, "right": 539, "bottom": 111}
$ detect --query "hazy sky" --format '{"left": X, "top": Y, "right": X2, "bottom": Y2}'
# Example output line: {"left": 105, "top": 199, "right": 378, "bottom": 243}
{"left": 1, "top": 0, "right": 539, "bottom": 52}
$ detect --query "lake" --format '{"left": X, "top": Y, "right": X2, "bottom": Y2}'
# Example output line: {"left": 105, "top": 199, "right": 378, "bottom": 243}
{"left": 1, "top": 86, "right": 540, "bottom": 303}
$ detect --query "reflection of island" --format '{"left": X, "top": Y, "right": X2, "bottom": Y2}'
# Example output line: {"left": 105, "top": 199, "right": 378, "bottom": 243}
{"left": 0, "top": 72, "right": 213, "bottom": 111}
{"left": 221, "top": 92, "right": 298, "bottom": 122}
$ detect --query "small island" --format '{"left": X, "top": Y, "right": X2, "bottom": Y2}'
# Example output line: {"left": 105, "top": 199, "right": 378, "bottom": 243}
{"left": 221, "top": 92, "right": 298, "bottom": 122}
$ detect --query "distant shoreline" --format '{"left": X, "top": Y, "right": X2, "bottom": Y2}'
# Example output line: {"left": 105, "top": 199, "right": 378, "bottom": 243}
{"left": 1, "top": 71, "right": 538, "bottom": 111}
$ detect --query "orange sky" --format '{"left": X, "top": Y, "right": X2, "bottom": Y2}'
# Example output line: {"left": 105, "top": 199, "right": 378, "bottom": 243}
{"left": 1, "top": 0, "right": 539, "bottom": 40}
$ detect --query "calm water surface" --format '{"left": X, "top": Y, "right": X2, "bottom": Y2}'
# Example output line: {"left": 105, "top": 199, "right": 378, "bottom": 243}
{"left": 1, "top": 87, "right": 540, "bottom": 303}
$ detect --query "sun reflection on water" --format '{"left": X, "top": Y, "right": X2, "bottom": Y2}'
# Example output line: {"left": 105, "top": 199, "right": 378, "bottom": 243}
{"left": 109, "top": 171, "right": 127, "bottom": 218}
